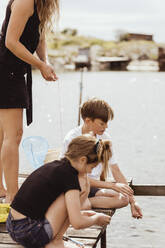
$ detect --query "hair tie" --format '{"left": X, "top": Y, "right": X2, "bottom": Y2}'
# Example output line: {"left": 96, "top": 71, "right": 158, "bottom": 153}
{"left": 94, "top": 139, "right": 101, "bottom": 154}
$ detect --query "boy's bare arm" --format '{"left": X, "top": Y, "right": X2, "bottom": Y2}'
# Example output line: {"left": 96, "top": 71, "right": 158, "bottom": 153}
{"left": 110, "top": 164, "right": 143, "bottom": 217}
{"left": 110, "top": 163, "right": 135, "bottom": 200}
{"left": 110, "top": 163, "right": 129, "bottom": 184}
{"left": 89, "top": 177, "right": 133, "bottom": 196}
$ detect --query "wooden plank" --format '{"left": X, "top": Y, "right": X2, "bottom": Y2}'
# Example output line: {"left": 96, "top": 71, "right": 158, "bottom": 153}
{"left": 93, "top": 208, "right": 115, "bottom": 217}
{"left": 0, "top": 245, "right": 22, "bottom": 248}
{"left": 131, "top": 184, "right": 165, "bottom": 196}
{"left": 0, "top": 233, "right": 96, "bottom": 248}
{"left": 65, "top": 237, "right": 97, "bottom": 248}
{"left": 67, "top": 226, "right": 107, "bottom": 248}
{"left": 66, "top": 227, "right": 101, "bottom": 238}
{"left": 0, "top": 224, "right": 104, "bottom": 247}
{"left": 0, "top": 223, "right": 7, "bottom": 233}
{"left": 0, "top": 231, "right": 97, "bottom": 248}
{"left": 0, "top": 233, "right": 17, "bottom": 244}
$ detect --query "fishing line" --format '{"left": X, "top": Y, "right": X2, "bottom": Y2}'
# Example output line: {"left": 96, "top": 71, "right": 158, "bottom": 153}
{"left": 57, "top": 78, "right": 64, "bottom": 147}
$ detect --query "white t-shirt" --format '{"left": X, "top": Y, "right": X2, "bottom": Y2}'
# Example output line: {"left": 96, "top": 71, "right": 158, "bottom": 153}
{"left": 61, "top": 126, "right": 117, "bottom": 180}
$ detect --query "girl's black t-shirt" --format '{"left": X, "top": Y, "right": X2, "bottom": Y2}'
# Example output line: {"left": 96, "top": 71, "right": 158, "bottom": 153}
{"left": 11, "top": 158, "right": 81, "bottom": 220}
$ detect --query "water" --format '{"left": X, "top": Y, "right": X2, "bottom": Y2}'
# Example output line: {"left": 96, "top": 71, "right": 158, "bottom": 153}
{"left": 21, "top": 70, "right": 165, "bottom": 247}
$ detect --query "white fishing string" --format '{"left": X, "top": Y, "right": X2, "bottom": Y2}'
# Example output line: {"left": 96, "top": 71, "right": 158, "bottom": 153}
{"left": 57, "top": 78, "right": 64, "bottom": 147}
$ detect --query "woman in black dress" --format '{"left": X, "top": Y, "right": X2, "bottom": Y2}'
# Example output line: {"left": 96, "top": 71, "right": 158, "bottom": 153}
{"left": 0, "top": 0, "right": 59, "bottom": 203}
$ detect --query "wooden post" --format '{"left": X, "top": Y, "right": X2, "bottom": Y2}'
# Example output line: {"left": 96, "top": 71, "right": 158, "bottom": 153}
{"left": 132, "top": 184, "right": 165, "bottom": 196}
{"left": 78, "top": 67, "right": 85, "bottom": 126}
{"left": 101, "top": 229, "right": 107, "bottom": 248}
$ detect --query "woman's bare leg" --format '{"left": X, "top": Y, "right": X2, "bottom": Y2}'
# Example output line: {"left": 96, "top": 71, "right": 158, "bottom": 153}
{"left": 0, "top": 124, "right": 6, "bottom": 198}
{"left": 89, "top": 188, "right": 129, "bottom": 209}
{"left": 0, "top": 109, "right": 23, "bottom": 203}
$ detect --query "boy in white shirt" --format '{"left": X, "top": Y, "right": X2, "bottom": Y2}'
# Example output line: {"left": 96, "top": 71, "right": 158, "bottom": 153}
{"left": 61, "top": 98, "right": 142, "bottom": 219}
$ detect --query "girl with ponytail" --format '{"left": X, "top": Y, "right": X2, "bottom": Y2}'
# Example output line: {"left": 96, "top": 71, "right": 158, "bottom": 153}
{"left": 7, "top": 135, "right": 111, "bottom": 248}
{"left": 65, "top": 136, "right": 113, "bottom": 210}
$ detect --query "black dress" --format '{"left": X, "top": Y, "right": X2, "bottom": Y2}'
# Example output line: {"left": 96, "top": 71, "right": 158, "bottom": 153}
{"left": 0, "top": 0, "right": 40, "bottom": 125}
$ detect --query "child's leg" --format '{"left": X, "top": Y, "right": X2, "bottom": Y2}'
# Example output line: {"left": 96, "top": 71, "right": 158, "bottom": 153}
{"left": 45, "top": 189, "right": 90, "bottom": 248}
{"left": 45, "top": 194, "right": 69, "bottom": 248}
{"left": 89, "top": 188, "right": 129, "bottom": 209}
{"left": 45, "top": 218, "right": 69, "bottom": 248}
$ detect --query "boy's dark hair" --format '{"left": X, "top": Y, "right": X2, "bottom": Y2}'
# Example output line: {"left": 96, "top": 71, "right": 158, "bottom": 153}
{"left": 81, "top": 98, "right": 114, "bottom": 122}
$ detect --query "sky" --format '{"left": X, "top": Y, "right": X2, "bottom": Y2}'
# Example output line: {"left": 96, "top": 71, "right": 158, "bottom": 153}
{"left": 0, "top": 0, "right": 165, "bottom": 42}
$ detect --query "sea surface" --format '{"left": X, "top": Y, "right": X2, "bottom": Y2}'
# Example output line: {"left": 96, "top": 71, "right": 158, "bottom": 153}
{"left": 21, "top": 70, "right": 165, "bottom": 247}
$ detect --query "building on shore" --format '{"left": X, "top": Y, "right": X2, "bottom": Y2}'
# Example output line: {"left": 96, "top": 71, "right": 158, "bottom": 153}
{"left": 96, "top": 56, "right": 130, "bottom": 71}
{"left": 73, "top": 48, "right": 91, "bottom": 70}
{"left": 120, "top": 32, "right": 153, "bottom": 41}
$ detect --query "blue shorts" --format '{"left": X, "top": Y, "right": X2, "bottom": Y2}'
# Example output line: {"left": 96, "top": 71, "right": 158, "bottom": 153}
{"left": 6, "top": 211, "right": 53, "bottom": 248}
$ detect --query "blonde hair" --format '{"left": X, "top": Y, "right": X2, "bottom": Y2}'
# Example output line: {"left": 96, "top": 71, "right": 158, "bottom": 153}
{"left": 65, "top": 135, "right": 112, "bottom": 180}
{"left": 81, "top": 98, "right": 114, "bottom": 123}
{"left": 37, "top": 0, "right": 60, "bottom": 33}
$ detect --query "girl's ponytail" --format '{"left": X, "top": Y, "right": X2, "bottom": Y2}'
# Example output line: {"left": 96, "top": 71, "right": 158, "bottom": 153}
{"left": 65, "top": 135, "right": 112, "bottom": 180}
{"left": 96, "top": 140, "right": 112, "bottom": 181}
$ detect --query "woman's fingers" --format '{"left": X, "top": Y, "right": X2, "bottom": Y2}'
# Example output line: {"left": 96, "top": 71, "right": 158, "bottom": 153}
{"left": 40, "top": 63, "right": 58, "bottom": 81}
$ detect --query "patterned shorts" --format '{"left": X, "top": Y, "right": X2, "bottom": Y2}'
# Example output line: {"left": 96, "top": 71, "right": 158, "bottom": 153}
{"left": 6, "top": 211, "right": 53, "bottom": 248}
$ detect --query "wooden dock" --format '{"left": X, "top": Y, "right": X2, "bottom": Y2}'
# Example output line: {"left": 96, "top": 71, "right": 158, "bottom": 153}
{"left": 0, "top": 208, "right": 115, "bottom": 248}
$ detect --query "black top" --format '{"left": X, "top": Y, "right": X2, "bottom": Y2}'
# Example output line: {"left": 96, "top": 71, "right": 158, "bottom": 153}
{"left": 11, "top": 158, "right": 81, "bottom": 220}
{"left": 0, "top": 0, "right": 40, "bottom": 67}
{"left": 0, "top": 0, "right": 40, "bottom": 125}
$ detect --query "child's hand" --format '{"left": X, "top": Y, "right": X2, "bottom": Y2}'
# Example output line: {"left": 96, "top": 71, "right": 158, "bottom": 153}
{"left": 130, "top": 202, "right": 143, "bottom": 219}
{"left": 81, "top": 210, "right": 96, "bottom": 216}
{"left": 112, "top": 183, "right": 134, "bottom": 196}
{"left": 95, "top": 213, "right": 111, "bottom": 227}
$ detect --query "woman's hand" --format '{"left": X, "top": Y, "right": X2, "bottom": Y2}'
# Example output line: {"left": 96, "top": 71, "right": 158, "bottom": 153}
{"left": 130, "top": 201, "right": 143, "bottom": 219}
{"left": 39, "top": 62, "right": 58, "bottom": 81}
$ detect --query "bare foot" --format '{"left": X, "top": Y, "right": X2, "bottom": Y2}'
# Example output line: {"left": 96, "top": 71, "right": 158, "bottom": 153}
{"left": 0, "top": 187, "right": 7, "bottom": 198}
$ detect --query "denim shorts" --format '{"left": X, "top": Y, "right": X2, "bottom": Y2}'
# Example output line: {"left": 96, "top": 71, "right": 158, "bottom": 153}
{"left": 6, "top": 211, "right": 53, "bottom": 248}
